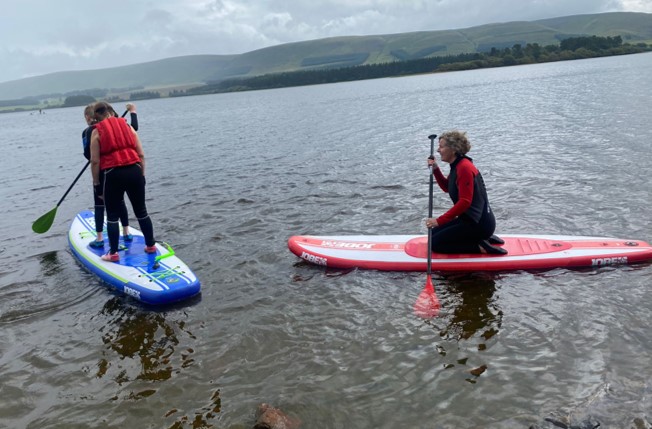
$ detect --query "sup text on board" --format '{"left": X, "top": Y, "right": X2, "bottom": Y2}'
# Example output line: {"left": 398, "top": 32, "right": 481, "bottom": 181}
{"left": 321, "top": 240, "right": 375, "bottom": 249}
{"left": 591, "top": 257, "right": 627, "bottom": 266}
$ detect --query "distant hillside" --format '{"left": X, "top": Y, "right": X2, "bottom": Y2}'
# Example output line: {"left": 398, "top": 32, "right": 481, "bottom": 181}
{"left": 1, "top": 11, "right": 650, "bottom": 101}
{"left": 0, "top": 55, "right": 235, "bottom": 101}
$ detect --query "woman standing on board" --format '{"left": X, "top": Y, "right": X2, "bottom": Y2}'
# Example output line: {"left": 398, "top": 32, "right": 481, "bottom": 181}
{"left": 83, "top": 102, "right": 138, "bottom": 248}
{"left": 90, "top": 101, "right": 156, "bottom": 262}
{"left": 425, "top": 130, "right": 507, "bottom": 255}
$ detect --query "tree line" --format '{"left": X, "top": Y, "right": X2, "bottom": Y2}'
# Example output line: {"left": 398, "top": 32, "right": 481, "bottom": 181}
{"left": 0, "top": 86, "right": 146, "bottom": 113}
{"left": 176, "top": 35, "right": 650, "bottom": 96}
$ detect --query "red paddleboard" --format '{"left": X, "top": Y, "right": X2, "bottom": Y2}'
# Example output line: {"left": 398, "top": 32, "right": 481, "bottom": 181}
{"left": 287, "top": 234, "right": 652, "bottom": 272}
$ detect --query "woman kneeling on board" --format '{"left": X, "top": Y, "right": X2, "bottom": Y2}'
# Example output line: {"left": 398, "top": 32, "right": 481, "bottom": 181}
{"left": 90, "top": 101, "right": 156, "bottom": 262}
{"left": 425, "top": 130, "right": 507, "bottom": 255}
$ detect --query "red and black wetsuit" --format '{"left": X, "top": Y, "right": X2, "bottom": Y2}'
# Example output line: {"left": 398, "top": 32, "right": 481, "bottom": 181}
{"left": 96, "top": 116, "right": 154, "bottom": 253}
{"left": 431, "top": 155, "right": 496, "bottom": 253}
{"left": 82, "top": 113, "right": 138, "bottom": 233}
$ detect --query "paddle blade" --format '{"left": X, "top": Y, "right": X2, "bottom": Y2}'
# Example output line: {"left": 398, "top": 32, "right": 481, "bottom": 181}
{"left": 414, "top": 275, "right": 440, "bottom": 318}
{"left": 32, "top": 207, "right": 58, "bottom": 234}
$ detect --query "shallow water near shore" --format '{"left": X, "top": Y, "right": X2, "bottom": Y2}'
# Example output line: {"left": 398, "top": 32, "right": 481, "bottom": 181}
{"left": 1, "top": 52, "right": 652, "bottom": 428}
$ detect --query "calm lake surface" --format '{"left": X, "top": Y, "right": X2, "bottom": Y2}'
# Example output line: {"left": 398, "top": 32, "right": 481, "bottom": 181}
{"left": 1, "top": 52, "right": 652, "bottom": 429}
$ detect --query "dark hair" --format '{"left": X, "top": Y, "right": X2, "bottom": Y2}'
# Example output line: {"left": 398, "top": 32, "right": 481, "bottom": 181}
{"left": 93, "top": 101, "right": 116, "bottom": 121}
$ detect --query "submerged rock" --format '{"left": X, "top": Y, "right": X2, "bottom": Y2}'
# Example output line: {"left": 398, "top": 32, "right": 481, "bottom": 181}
{"left": 253, "top": 403, "right": 301, "bottom": 429}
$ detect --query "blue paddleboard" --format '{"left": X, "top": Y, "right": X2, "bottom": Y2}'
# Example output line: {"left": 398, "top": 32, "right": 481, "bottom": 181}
{"left": 68, "top": 210, "right": 200, "bottom": 305}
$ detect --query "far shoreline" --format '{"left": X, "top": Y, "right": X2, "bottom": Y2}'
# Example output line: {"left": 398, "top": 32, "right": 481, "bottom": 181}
{"left": 2, "top": 37, "right": 650, "bottom": 115}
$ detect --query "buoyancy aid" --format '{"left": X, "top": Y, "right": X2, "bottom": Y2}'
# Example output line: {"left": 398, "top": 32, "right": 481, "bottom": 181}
{"left": 447, "top": 156, "right": 491, "bottom": 223}
{"left": 95, "top": 117, "right": 140, "bottom": 170}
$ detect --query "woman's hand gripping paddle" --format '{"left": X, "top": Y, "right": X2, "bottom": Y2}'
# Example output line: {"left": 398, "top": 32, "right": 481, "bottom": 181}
{"left": 32, "top": 109, "right": 129, "bottom": 234}
{"left": 414, "top": 134, "right": 441, "bottom": 318}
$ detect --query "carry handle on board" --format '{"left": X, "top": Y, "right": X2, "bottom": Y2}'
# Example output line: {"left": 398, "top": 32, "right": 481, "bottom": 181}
{"left": 153, "top": 242, "right": 175, "bottom": 269}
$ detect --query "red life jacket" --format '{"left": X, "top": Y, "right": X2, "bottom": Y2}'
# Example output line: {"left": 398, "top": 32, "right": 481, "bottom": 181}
{"left": 95, "top": 117, "right": 141, "bottom": 170}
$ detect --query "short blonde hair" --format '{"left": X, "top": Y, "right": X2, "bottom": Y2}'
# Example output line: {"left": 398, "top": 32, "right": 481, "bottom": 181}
{"left": 440, "top": 130, "right": 471, "bottom": 155}
{"left": 83, "top": 103, "right": 95, "bottom": 118}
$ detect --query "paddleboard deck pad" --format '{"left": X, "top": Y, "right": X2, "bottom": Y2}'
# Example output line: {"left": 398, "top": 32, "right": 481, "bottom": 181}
{"left": 288, "top": 234, "right": 652, "bottom": 272}
{"left": 69, "top": 210, "right": 200, "bottom": 304}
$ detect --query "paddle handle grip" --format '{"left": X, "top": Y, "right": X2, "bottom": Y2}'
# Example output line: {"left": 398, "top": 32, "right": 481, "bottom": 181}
{"left": 427, "top": 134, "right": 437, "bottom": 218}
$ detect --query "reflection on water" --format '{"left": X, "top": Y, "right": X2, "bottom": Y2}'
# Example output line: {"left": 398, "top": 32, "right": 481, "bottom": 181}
{"left": 94, "top": 298, "right": 196, "bottom": 383}
{"left": 426, "top": 273, "right": 502, "bottom": 384}
{"left": 93, "top": 298, "right": 222, "bottom": 428}
{"left": 164, "top": 389, "right": 222, "bottom": 429}
{"left": 439, "top": 273, "right": 502, "bottom": 343}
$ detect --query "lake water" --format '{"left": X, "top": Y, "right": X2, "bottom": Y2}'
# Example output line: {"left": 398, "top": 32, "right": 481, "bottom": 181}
{"left": 1, "top": 52, "right": 652, "bottom": 429}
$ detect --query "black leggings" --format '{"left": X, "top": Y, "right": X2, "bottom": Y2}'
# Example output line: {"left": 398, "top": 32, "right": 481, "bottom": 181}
{"left": 103, "top": 164, "right": 155, "bottom": 253}
{"left": 93, "top": 170, "right": 128, "bottom": 233}
{"left": 431, "top": 213, "right": 495, "bottom": 254}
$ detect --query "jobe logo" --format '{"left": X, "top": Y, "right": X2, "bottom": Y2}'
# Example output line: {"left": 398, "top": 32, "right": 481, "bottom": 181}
{"left": 301, "top": 252, "right": 327, "bottom": 266}
{"left": 123, "top": 286, "right": 141, "bottom": 299}
{"left": 592, "top": 257, "right": 627, "bottom": 266}
{"left": 321, "top": 241, "right": 374, "bottom": 249}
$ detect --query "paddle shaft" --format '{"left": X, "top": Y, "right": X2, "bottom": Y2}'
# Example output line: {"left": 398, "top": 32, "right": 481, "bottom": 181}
{"left": 56, "top": 161, "right": 89, "bottom": 207}
{"left": 413, "top": 134, "right": 441, "bottom": 318}
{"left": 426, "top": 134, "right": 437, "bottom": 277}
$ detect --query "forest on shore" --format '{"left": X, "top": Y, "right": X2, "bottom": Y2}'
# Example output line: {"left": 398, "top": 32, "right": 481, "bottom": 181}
{"left": 174, "top": 35, "right": 650, "bottom": 97}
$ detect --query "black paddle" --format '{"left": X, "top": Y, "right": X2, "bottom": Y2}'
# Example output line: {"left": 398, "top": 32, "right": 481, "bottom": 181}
{"left": 32, "top": 161, "right": 90, "bottom": 233}
{"left": 414, "top": 134, "right": 441, "bottom": 318}
{"left": 32, "top": 108, "right": 129, "bottom": 234}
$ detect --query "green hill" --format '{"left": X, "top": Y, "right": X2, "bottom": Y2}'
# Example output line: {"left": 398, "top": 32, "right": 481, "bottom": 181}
{"left": 1, "top": 11, "right": 650, "bottom": 101}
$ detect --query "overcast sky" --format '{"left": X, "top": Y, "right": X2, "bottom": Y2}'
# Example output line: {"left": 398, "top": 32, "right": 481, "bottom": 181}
{"left": 1, "top": 0, "right": 650, "bottom": 84}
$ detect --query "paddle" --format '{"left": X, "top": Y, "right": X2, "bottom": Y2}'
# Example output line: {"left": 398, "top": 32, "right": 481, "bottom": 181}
{"left": 31, "top": 108, "right": 129, "bottom": 234}
{"left": 32, "top": 161, "right": 90, "bottom": 233}
{"left": 414, "top": 134, "right": 441, "bottom": 318}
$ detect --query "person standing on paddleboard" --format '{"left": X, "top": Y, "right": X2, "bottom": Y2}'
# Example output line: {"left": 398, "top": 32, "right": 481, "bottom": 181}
{"left": 82, "top": 103, "right": 138, "bottom": 248}
{"left": 425, "top": 130, "right": 507, "bottom": 255}
{"left": 89, "top": 101, "right": 156, "bottom": 262}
